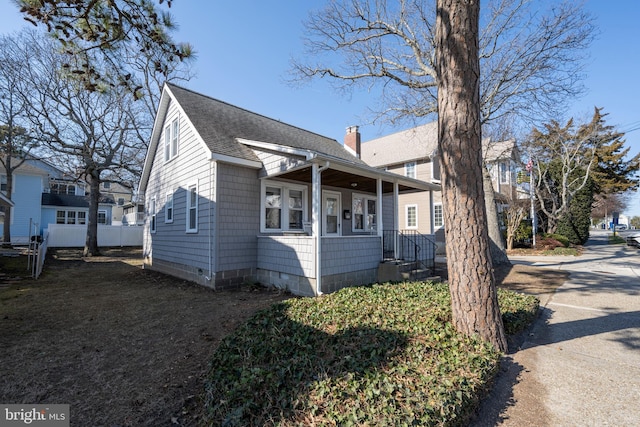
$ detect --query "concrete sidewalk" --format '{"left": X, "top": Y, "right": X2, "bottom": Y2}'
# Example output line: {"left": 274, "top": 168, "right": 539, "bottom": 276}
{"left": 473, "top": 230, "right": 640, "bottom": 426}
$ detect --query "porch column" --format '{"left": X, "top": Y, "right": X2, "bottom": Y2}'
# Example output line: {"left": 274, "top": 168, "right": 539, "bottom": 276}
{"left": 377, "top": 178, "right": 383, "bottom": 237}
{"left": 394, "top": 181, "right": 399, "bottom": 259}
{"left": 312, "top": 161, "right": 329, "bottom": 295}
{"left": 429, "top": 189, "right": 434, "bottom": 234}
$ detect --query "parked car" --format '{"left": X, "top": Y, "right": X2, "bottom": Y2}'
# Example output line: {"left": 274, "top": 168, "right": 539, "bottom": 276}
{"left": 626, "top": 233, "right": 640, "bottom": 247}
{"left": 615, "top": 224, "right": 628, "bottom": 231}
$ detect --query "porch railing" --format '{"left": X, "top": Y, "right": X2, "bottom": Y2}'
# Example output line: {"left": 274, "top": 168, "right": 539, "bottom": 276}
{"left": 382, "top": 229, "right": 437, "bottom": 279}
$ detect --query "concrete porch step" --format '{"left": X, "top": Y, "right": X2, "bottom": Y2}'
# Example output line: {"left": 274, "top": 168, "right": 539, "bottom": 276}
{"left": 378, "top": 260, "right": 439, "bottom": 283}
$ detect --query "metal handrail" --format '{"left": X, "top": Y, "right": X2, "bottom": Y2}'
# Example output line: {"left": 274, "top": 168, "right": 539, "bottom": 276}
{"left": 382, "top": 230, "right": 437, "bottom": 279}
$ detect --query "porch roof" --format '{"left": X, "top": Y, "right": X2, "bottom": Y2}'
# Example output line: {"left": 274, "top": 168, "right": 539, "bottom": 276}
{"left": 265, "top": 155, "right": 440, "bottom": 194}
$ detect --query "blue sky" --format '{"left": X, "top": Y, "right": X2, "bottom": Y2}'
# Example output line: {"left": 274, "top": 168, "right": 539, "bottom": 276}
{"left": 1, "top": 0, "right": 639, "bottom": 217}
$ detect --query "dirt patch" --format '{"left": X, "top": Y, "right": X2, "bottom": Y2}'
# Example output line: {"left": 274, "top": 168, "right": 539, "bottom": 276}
{"left": 0, "top": 248, "right": 290, "bottom": 426}
{"left": 1, "top": 249, "right": 568, "bottom": 426}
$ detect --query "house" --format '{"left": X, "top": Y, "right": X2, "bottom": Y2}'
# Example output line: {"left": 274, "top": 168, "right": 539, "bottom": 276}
{"left": 482, "top": 138, "right": 524, "bottom": 207}
{"left": 360, "top": 123, "right": 521, "bottom": 251}
{"left": 359, "top": 122, "right": 443, "bottom": 237}
{"left": 138, "top": 84, "right": 441, "bottom": 296}
{"left": 0, "top": 157, "right": 115, "bottom": 243}
{"left": 101, "top": 181, "right": 136, "bottom": 225}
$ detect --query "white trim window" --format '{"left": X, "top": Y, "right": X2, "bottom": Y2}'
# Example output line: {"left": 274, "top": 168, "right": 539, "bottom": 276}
{"left": 499, "top": 161, "right": 509, "bottom": 184}
{"left": 352, "top": 193, "right": 377, "bottom": 232}
{"left": 261, "top": 180, "right": 308, "bottom": 232}
{"left": 164, "top": 117, "right": 180, "bottom": 162}
{"left": 150, "top": 197, "right": 157, "bottom": 233}
{"left": 56, "top": 209, "right": 88, "bottom": 225}
{"left": 431, "top": 157, "right": 441, "bottom": 182}
{"left": 186, "top": 182, "right": 198, "bottom": 233}
{"left": 434, "top": 203, "right": 444, "bottom": 228}
{"left": 405, "top": 161, "right": 416, "bottom": 179}
{"left": 98, "top": 210, "right": 107, "bottom": 225}
{"left": 165, "top": 192, "right": 174, "bottom": 223}
{"left": 406, "top": 204, "right": 418, "bottom": 229}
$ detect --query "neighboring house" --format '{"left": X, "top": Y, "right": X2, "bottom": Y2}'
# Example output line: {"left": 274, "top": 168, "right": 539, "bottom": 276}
{"left": 0, "top": 157, "right": 114, "bottom": 243}
{"left": 121, "top": 200, "right": 145, "bottom": 226}
{"left": 360, "top": 122, "right": 521, "bottom": 251}
{"left": 101, "top": 181, "right": 135, "bottom": 225}
{"left": 483, "top": 138, "right": 523, "bottom": 207}
{"left": 138, "top": 83, "right": 440, "bottom": 296}
{"left": 359, "top": 122, "right": 442, "bottom": 237}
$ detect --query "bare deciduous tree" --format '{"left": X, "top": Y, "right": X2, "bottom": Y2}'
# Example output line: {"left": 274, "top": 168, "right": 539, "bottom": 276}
{"left": 526, "top": 109, "right": 639, "bottom": 234}
{"left": 19, "top": 31, "right": 148, "bottom": 256}
{"left": 0, "top": 32, "right": 40, "bottom": 245}
{"left": 291, "top": 0, "right": 595, "bottom": 267}
{"left": 293, "top": 0, "right": 594, "bottom": 127}
{"left": 505, "top": 200, "right": 528, "bottom": 250}
{"left": 591, "top": 193, "right": 627, "bottom": 225}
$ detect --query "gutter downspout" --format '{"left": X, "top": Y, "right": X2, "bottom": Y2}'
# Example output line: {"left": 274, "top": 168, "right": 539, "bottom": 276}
{"left": 207, "top": 160, "right": 215, "bottom": 287}
{"left": 312, "top": 161, "right": 330, "bottom": 296}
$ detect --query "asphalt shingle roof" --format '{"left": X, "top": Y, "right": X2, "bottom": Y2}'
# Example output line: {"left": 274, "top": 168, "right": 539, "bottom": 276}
{"left": 360, "top": 122, "right": 439, "bottom": 167}
{"left": 166, "top": 84, "right": 366, "bottom": 165}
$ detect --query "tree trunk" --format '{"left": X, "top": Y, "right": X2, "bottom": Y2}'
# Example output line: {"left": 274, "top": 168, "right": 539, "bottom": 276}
{"left": 84, "top": 172, "right": 101, "bottom": 257}
{"left": 435, "top": 0, "right": 507, "bottom": 352}
{"left": 483, "top": 168, "right": 511, "bottom": 265}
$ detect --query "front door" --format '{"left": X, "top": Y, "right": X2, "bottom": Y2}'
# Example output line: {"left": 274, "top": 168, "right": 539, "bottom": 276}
{"left": 322, "top": 191, "right": 341, "bottom": 236}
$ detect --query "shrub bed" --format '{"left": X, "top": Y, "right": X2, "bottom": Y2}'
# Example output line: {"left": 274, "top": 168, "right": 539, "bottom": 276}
{"left": 204, "top": 281, "right": 538, "bottom": 426}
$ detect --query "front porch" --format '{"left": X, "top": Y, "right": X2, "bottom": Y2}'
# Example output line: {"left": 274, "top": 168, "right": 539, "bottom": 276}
{"left": 252, "top": 151, "right": 441, "bottom": 296}
{"left": 256, "top": 231, "right": 437, "bottom": 296}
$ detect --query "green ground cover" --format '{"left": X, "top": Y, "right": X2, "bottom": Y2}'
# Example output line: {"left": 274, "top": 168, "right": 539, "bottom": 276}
{"left": 204, "top": 281, "right": 539, "bottom": 426}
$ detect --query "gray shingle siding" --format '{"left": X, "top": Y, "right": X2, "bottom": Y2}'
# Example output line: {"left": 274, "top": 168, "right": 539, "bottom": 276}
{"left": 144, "top": 100, "right": 215, "bottom": 276}
{"left": 321, "top": 236, "right": 381, "bottom": 276}
{"left": 253, "top": 148, "right": 307, "bottom": 178}
{"left": 216, "top": 163, "right": 260, "bottom": 272}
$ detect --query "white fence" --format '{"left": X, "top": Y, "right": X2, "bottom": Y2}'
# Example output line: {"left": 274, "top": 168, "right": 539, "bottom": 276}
{"left": 27, "top": 229, "right": 49, "bottom": 279}
{"left": 45, "top": 224, "right": 143, "bottom": 248}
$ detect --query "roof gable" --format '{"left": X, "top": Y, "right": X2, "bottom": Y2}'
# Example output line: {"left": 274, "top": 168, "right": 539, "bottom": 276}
{"left": 139, "top": 83, "right": 367, "bottom": 194}
{"left": 166, "top": 83, "right": 365, "bottom": 165}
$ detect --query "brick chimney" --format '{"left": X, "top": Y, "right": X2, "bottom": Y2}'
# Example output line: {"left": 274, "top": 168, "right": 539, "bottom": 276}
{"left": 344, "top": 125, "right": 361, "bottom": 158}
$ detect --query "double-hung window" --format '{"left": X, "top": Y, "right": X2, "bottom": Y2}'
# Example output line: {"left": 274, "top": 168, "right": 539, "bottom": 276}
{"left": 261, "top": 181, "right": 307, "bottom": 232}
{"left": 186, "top": 183, "right": 198, "bottom": 233}
{"left": 150, "top": 197, "right": 157, "bottom": 233}
{"left": 405, "top": 161, "right": 416, "bottom": 179}
{"left": 434, "top": 204, "right": 444, "bottom": 228}
{"left": 164, "top": 117, "right": 180, "bottom": 161}
{"left": 352, "top": 193, "right": 377, "bottom": 232}
{"left": 165, "top": 193, "right": 174, "bottom": 223}
{"left": 500, "top": 162, "right": 509, "bottom": 184}
{"left": 406, "top": 204, "right": 418, "bottom": 229}
{"left": 98, "top": 210, "right": 107, "bottom": 225}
